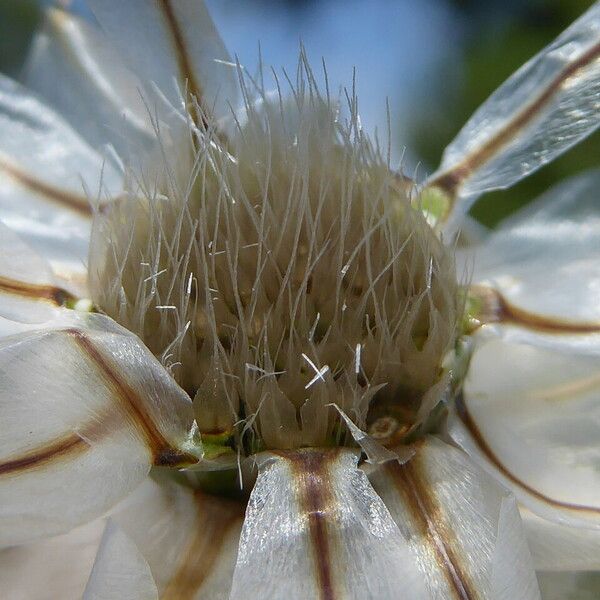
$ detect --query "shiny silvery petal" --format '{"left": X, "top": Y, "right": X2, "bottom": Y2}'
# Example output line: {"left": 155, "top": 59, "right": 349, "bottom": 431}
{"left": 369, "top": 437, "right": 540, "bottom": 600}
{"left": 22, "top": 8, "right": 154, "bottom": 160}
{"left": 88, "top": 0, "right": 239, "bottom": 127}
{"left": 230, "top": 449, "right": 428, "bottom": 599}
{"left": 467, "top": 170, "right": 600, "bottom": 354}
{"left": 112, "top": 478, "right": 243, "bottom": 599}
{"left": 429, "top": 1, "right": 600, "bottom": 222}
{"left": 0, "top": 518, "right": 105, "bottom": 600}
{"left": 84, "top": 520, "right": 158, "bottom": 600}
{"left": 0, "top": 310, "right": 199, "bottom": 547}
{"left": 537, "top": 571, "right": 600, "bottom": 600}
{"left": 522, "top": 507, "right": 600, "bottom": 571}
{"left": 0, "top": 74, "right": 122, "bottom": 290}
{"left": 449, "top": 338, "right": 600, "bottom": 529}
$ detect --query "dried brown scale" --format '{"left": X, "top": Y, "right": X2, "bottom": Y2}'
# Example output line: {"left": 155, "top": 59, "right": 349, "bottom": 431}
{"left": 90, "top": 70, "right": 460, "bottom": 454}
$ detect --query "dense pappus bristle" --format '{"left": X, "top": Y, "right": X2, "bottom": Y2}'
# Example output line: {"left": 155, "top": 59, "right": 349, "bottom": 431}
{"left": 89, "top": 55, "right": 460, "bottom": 453}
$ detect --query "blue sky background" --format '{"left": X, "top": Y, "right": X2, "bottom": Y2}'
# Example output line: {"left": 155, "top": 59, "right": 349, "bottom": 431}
{"left": 205, "top": 1, "right": 460, "bottom": 168}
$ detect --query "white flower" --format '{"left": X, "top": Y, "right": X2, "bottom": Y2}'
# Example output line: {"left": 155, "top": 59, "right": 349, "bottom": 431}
{"left": 0, "top": 2, "right": 599, "bottom": 599}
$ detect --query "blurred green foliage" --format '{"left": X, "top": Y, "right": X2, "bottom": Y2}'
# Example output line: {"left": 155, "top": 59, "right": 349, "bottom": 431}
{"left": 0, "top": 0, "right": 40, "bottom": 77}
{"left": 407, "top": 0, "right": 599, "bottom": 227}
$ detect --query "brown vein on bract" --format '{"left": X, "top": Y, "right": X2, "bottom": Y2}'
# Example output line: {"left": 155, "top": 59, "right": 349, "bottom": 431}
{"left": 0, "top": 404, "right": 185, "bottom": 478}
{"left": 456, "top": 392, "right": 600, "bottom": 515}
{"left": 0, "top": 431, "right": 89, "bottom": 476}
{"left": 527, "top": 372, "right": 600, "bottom": 403}
{"left": 0, "top": 157, "right": 93, "bottom": 217}
{"left": 430, "top": 41, "right": 600, "bottom": 198}
{"left": 469, "top": 285, "right": 600, "bottom": 334}
{"left": 161, "top": 492, "right": 244, "bottom": 599}
{"left": 0, "top": 401, "right": 137, "bottom": 477}
{"left": 0, "top": 328, "right": 196, "bottom": 476}
{"left": 67, "top": 328, "right": 197, "bottom": 467}
{"left": 158, "top": 0, "right": 211, "bottom": 132}
{"left": 286, "top": 449, "right": 339, "bottom": 600}
{"left": 387, "top": 458, "right": 478, "bottom": 600}
{"left": 0, "top": 275, "right": 75, "bottom": 306}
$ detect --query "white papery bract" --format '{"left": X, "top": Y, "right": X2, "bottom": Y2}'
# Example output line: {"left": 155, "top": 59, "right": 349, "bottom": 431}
{"left": 87, "top": 0, "right": 239, "bottom": 128}
{"left": 464, "top": 170, "right": 600, "bottom": 354}
{"left": 0, "top": 309, "right": 201, "bottom": 547}
{"left": 22, "top": 7, "right": 154, "bottom": 160}
{"left": 112, "top": 478, "right": 242, "bottom": 599}
{"left": 0, "top": 74, "right": 120, "bottom": 291}
{"left": 450, "top": 338, "right": 600, "bottom": 529}
{"left": 369, "top": 437, "right": 539, "bottom": 600}
{"left": 230, "top": 449, "right": 430, "bottom": 600}
{"left": 427, "top": 2, "right": 600, "bottom": 226}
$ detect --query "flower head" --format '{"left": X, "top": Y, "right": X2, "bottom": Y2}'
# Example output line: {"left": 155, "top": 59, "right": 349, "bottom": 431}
{"left": 0, "top": 2, "right": 599, "bottom": 599}
{"left": 91, "top": 64, "right": 458, "bottom": 455}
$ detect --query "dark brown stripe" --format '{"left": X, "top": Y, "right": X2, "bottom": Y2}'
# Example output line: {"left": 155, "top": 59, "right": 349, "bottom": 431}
{"left": 0, "top": 158, "right": 92, "bottom": 217}
{"left": 469, "top": 285, "right": 600, "bottom": 334}
{"left": 162, "top": 492, "right": 244, "bottom": 599}
{"left": 286, "top": 450, "right": 338, "bottom": 600}
{"left": 158, "top": 0, "right": 211, "bottom": 131}
{"left": 0, "top": 396, "right": 133, "bottom": 477}
{"left": 430, "top": 41, "right": 600, "bottom": 197}
{"left": 67, "top": 328, "right": 197, "bottom": 467}
{"left": 0, "top": 405, "right": 191, "bottom": 479}
{"left": 0, "top": 432, "right": 88, "bottom": 476}
{"left": 0, "top": 275, "right": 74, "bottom": 306}
{"left": 387, "top": 459, "right": 477, "bottom": 600}
{"left": 456, "top": 392, "right": 600, "bottom": 515}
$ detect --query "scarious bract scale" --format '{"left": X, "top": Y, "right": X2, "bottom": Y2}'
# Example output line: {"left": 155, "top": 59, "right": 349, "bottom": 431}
{"left": 90, "top": 62, "right": 459, "bottom": 453}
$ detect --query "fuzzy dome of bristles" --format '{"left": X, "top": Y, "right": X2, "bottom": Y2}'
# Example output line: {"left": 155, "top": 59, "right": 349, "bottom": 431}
{"left": 89, "top": 65, "right": 459, "bottom": 453}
